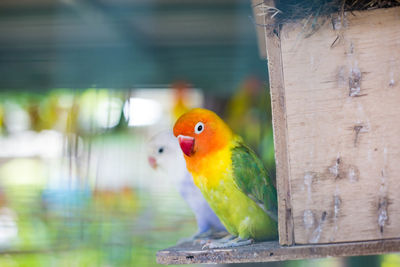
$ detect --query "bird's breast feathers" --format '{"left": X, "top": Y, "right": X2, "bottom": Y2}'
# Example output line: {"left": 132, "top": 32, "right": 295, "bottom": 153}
{"left": 189, "top": 143, "right": 233, "bottom": 190}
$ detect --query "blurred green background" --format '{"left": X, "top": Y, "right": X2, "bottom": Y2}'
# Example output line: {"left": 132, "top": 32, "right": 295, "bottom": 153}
{"left": 0, "top": 0, "right": 398, "bottom": 266}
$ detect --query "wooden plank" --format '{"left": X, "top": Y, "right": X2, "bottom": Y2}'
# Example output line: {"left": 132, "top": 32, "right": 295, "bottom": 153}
{"left": 157, "top": 238, "right": 400, "bottom": 264}
{"left": 280, "top": 7, "right": 400, "bottom": 244}
{"left": 257, "top": 0, "right": 294, "bottom": 245}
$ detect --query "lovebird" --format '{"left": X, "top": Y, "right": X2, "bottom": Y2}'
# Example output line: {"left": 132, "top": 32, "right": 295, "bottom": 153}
{"left": 173, "top": 108, "right": 278, "bottom": 248}
{"left": 147, "top": 131, "right": 227, "bottom": 241}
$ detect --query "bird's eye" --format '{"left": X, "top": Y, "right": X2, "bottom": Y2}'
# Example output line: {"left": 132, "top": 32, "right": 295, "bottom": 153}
{"left": 194, "top": 122, "right": 204, "bottom": 134}
{"left": 158, "top": 147, "right": 164, "bottom": 154}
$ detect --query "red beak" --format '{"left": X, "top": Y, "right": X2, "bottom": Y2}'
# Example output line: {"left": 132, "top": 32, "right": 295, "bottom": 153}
{"left": 177, "top": 135, "right": 195, "bottom": 157}
{"left": 148, "top": 156, "right": 157, "bottom": 169}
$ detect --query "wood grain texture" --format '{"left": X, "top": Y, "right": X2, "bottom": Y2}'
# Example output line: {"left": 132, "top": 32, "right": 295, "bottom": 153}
{"left": 280, "top": 7, "right": 400, "bottom": 244}
{"left": 258, "top": 0, "right": 295, "bottom": 245}
{"left": 157, "top": 238, "right": 400, "bottom": 264}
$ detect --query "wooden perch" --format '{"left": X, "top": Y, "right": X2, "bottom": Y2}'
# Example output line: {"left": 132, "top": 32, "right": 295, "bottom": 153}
{"left": 157, "top": 238, "right": 400, "bottom": 265}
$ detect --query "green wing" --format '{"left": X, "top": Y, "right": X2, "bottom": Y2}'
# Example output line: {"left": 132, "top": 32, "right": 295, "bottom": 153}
{"left": 231, "top": 138, "right": 278, "bottom": 222}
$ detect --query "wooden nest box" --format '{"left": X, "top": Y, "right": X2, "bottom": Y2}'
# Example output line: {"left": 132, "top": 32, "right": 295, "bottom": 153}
{"left": 255, "top": 0, "right": 400, "bottom": 246}
{"left": 157, "top": 1, "right": 400, "bottom": 264}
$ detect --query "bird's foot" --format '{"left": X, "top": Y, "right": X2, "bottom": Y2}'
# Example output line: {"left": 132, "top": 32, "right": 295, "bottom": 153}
{"left": 194, "top": 229, "right": 229, "bottom": 240}
{"left": 202, "top": 236, "right": 254, "bottom": 249}
{"left": 177, "top": 230, "right": 229, "bottom": 245}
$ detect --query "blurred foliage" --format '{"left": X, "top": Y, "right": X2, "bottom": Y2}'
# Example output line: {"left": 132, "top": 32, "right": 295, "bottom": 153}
{"left": 0, "top": 89, "right": 127, "bottom": 138}
{"left": 381, "top": 254, "right": 400, "bottom": 267}
{"left": 0, "top": 89, "right": 199, "bottom": 266}
{"left": 0, "top": 157, "right": 197, "bottom": 266}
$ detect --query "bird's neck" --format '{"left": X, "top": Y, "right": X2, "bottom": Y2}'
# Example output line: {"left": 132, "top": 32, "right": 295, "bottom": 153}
{"left": 185, "top": 141, "right": 233, "bottom": 190}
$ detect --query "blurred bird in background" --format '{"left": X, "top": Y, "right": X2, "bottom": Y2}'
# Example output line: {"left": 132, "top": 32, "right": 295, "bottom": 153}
{"left": 173, "top": 108, "right": 278, "bottom": 248}
{"left": 147, "top": 131, "right": 227, "bottom": 243}
{"left": 171, "top": 81, "right": 191, "bottom": 121}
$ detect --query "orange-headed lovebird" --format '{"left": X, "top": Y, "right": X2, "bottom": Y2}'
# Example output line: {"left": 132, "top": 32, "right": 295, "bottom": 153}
{"left": 173, "top": 108, "right": 277, "bottom": 248}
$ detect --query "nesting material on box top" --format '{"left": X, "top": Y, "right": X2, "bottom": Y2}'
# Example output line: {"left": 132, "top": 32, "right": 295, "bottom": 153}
{"left": 254, "top": 0, "right": 400, "bottom": 39}
{"left": 272, "top": 0, "right": 400, "bottom": 23}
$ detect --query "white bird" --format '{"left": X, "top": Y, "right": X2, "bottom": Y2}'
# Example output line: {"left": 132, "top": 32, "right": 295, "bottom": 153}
{"left": 147, "top": 131, "right": 226, "bottom": 241}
